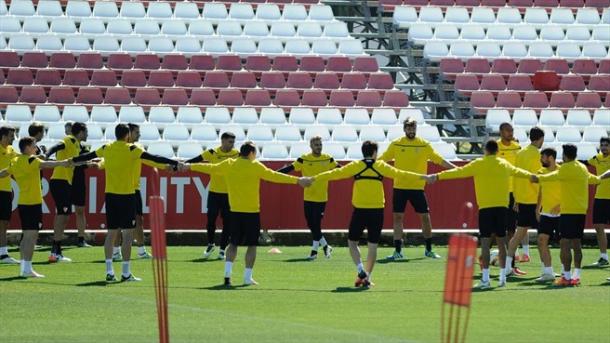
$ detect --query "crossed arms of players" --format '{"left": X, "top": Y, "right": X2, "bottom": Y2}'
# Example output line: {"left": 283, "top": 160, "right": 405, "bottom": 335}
{"left": 0, "top": 158, "right": 79, "bottom": 178}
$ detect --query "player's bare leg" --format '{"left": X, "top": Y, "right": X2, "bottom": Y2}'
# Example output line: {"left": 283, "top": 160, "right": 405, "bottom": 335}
{"left": 592, "top": 226, "right": 609, "bottom": 266}
{"left": 535, "top": 234, "right": 555, "bottom": 282}
{"left": 223, "top": 244, "right": 238, "bottom": 286}
{"left": 134, "top": 215, "right": 150, "bottom": 259}
{"left": 349, "top": 239, "right": 369, "bottom": 287}
{"left": 476, "top": 237, "right": 492, "bottom": 289}
{"left": 387, "top": 212, "right": 405, "bottom": 260}
{"left": 571, "top": 239, "right": 583, "bottom": 285}
{"left": 420, "top": 213, "right": 440, "bottom": 258}
{"left": 0, "top": 220, "right": 18, "bottom": 264}
{"left": 75, "top": 206, "right": 91, "bottom": 248}
{"left": 19, "top": 231, "right": 43, "bottom": 278}
{"left": 112, "top": 229, "right": 122, "bottom": 261}
{"left": 243, "top": 246, "right": 257, "bottom": 285}
{"left": 505, "top": 227, "right": 529, "bottom": 277}
{"left": 555, "top": 238, "right": 573, "bottom": 286}
{"left": 119, "top": 228, "right": 139, "bottom": 282}
{"left": 50, "top": 214, "right": 70, "bottom": 262}
{"left": 104, "top": 230, "right": 120, "bottom": 282}
{"left": 520, "top": 234, "right": 530, "bottom": 262}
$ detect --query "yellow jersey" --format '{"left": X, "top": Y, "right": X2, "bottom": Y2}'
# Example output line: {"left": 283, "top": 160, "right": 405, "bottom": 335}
{"left": 191, "top": 158, "right": 298, "bottom": 213}
{"left": 95, "top": 141, "right": 145, "bottom": 195}
{"left": 538, "top": 160, "right": 600, "bottom": 215}
{"left": 314, "top": 159, "right": 423, "bottom": 209}
{"left": 7, "top": 155, "right": 43, "bottom": 205}
{"left": 538, "top": 166, "right": 561, "bottom": 216}
{"left": 50, "top": 135, "right": 81, "bottom": 184}
{"left": 379, "top": 136, "right": 444, "bottom": 190}
{"left": 514, "top": 144, "right": 541, "bottom": 204}
{"left": 0, "top": 144, "right": 17, "bottom": 192}
{"left": 292, "top": 153, "right": 339, "bottom": 202}
{"left": 588, "top": 153, "right": 610, "bottom": 200}
{"left": 201, "top": 147, "right": 239, "bottom": 194}
{"left": 132, "top": 143, "right": 166, "bottom": 191}
{"left": 497, "top": 139, "right": 521, "bottom": 192}
{"left": 438, "top": 155, "right": 532, "bottom": 209}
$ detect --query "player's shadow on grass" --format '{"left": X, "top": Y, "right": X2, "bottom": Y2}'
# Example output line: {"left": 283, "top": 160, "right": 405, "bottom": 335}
{"left": 0, "top": 276, "right": 27, "bottom": 282}
{"left": 76, "top": 280, "right": 113, "bottom": 287}
{"left": 332, "top": 287, "right": 369, "bottom": 293}
{"left": 376, "top": 257, "right": 425, "bottom": 264}
{"left": 283, "top": 258, "right": 314, "bottom": 263}
{"left": 190, "top": 258, "right": 220, "bottom": 263}
{"left": 582, "top": 265, "right": 609, "bottom": 270}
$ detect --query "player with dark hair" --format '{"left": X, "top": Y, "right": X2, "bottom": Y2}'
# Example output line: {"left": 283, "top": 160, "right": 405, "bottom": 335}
{"left": 535, "top": 148, "right": 560, "bottom": 283}
{"left": 588, "top": 137, "right": 610, "bottom": 267}
{"left": 0, "top": 126, "right": 18, "bottom": 264}
{"left": 27, "top": 122, "right": 47, "bottom": 157}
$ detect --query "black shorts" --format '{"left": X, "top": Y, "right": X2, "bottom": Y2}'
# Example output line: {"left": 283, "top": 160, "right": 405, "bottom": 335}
{"left": 207, "top": 191, "right": 230, "bottom": 219}
{"left": 50, "top": 179, "right": 73, "bottom": 215}
{"left": 304, "top": 201, "right": 326, "bottom": 227}
{"left": 134, "top": 190, "right": 143, "bottom": 216}
{"left": 105, "top": 193, "right": 136, "bottom": 230}
{"left": 392, "top": 189, "right": 429, "bottom": 214}
{"left": 18, "top": 204, "right": 42, "bottom": 230}
{"left": 0, "top": 191, "right": 13, "bottom": 221}
{"left": 70, "top": 177, "right": 86, "bottom": 207}
{"left": 538, "top": 215, "right": 560, "bottom": 238}
{"left": 506, "top": 192, "right": 517, "bottom": 232}
{"left": 479, "top": 207, "right": 507, "bottom": 238}
{"left": 228, "top": 212, "right": 260, "bottom": 246}
{"left": 559, "top": 214, "right": 586, "bottom": 239}
{"left": 348, "top": 208, "right": 384, "bottom": 244}
{"left": 593, "top": 199, "right": 610, "bottom": 225}
{"left": 517, "top": 204, "right": 538, "bottom": 228}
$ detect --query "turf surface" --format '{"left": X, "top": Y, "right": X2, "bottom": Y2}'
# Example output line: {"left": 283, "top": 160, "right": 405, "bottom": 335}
{"left": 1, "top": 245, "right": 609, "bottom": 343}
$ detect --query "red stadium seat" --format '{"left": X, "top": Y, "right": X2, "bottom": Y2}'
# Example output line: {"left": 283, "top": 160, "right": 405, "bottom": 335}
{"left": 560, "top": 0, "right": 584, "bottom": 6}
{"left": 549, "top": 92, "right": 575, "bottom": 108}
{"left": 48, "top": 87, "right": 76, "bottom": 104}
{"left": 260, "top": 71, "right": 286, "bottom": 89}
{"left": 22, "top": 52, "right": 48, "bottom": 68}
{"left": 203, "top": 71, "right": 230, "bottom": 88}
{"left": 491, "top": 59, "right": 518, "bottom": 74}
{"left": 135, "top": 54, "right": 161, "bottom": 70}
{"left": 327, "top": 57, "right": 352, "bottom": 72}
{"left": 189, "top": 88, "right": 216, "bottom": 106}
{"left": 245, "top": 89, "right": 272, "bottom": 106}
{"left": 517, "top": 59, "right": 544, "bottom": 74}
{"left": 589, "top": 75, "right": 610, "bottom": 91}
{"left": 507, "top": 75, "right": 534, "bottom": 91}
{"left": 481, "top": 0, "right": 507, "bottom": 5}
{"left": 523, "top": 92, "right": 549, "bottom": 108}
{"left": 455, "top": 74, "right": 480, "bottom": 91}
{"left": 533, "top": 71, "right": 560, "bottom": 91}
{"left": 496, "top": 92, "right": 522, "bottom": 108}
{"left": 76, "top": 87, "right": 104, "bottom": 104}
{"left": 0, "top": 86, "right": 19, "bottom": 103}
{"left": 273, "top": 56, "right": 299, "bottom": 72}
{"left": 0, "top": 52, "right": 20, "bottom": 68}
{"left": 104, "top": 87, "right": 132, "bottom": 105}
{"left": 63, "top": 70, "right": 90, "bottom": 86}
{"left": 480, "top": 75, "right": 506, "bottom": 91}
{"left": 314, "top": 73, "right": 340, "bottom": 89}
{"left": 274, "top": 89, "right": 301, "bottom": 107}
{"left": 121, "top": 70, "right": 147, "bottom": 87}
{"left": 605, "top": 94, "right": 610, "bottom": 108}
{"left": 0, "top": 72, "right": 4, "bottom": 84}
{"left": 559, "top": 75, "right": 586, "bottom": 91}
{"left": 465, "top": 58, "right": 491, "bottom": 74}
{"left": 430, "top": 0, "right": 455, "bottom": 5}
{"left": 176, "top": 71, "right": 203, "bottom": 88}
{"left": 544, "top": 59, "right": 570, "bottom": 75}
{"left": 356, "top": 90, "right": 382, "bottom": 107}
{"left": 470, "top": 91, "right": 496, "bottom": 109}
{"left": 508, "top": 0, "right": 534, "bottom": 6}
{"left": 572, "top": 60, "right": 598, "bottom": 75}
{"left": 49, "top": 53, "right": 76, "bottom": 69}
{"left": 20, "top": 86, "right": 47, "bottom": 103}
{"left": 440, "top": 58, "right": 465, "bottom": 74}
{"left": 404, "top": 0, "right": 429, "bottom": 5}
{"left": 162, "top": 55, "right": 188, "bottom": 70}
{"left": 341, "top": 73, "right": 367, "bottom": 89}
{"left": 148, "top": 71, "right": 175, "bottom": 87}
{"left": 135, "top": 88, "right": 161, "bottom": 105}
{"left": 456, "top": 0, "right": 480, "bottom": 5}
{"left": 162, "top": 88, "right": 189, "bottom": 106}
{"left": 8, "top": 69, "right": 34, "bottom": 85}
{"left": 382, "top": 90, "right": 409, "bottom": 107}
{"left": 108, "top": 53, "right": 133, "bottom": 70}
{"left": 246, "top": 56, "right": 271, "bottom": 71}
{"left": 598, "top": 60, "right": 610, "bottom": 74}
{"left": 35, "top": 69, "right": 62, "bottom": 86}
{"left": 534, "top": 0, "right": 558, "bottom": 5}
{"left": 230, "top": 71, "right": 257, "bottom": 88}
{"left": 301, "top": 89, "right": 328, "bottom": 107}
{"left": 190, "top": 55, "right": 215, "bottom": 71}
{"left": 329, "top": 90, "right": 356, "bottom": 107}
{"left": 300, "top": 56, "right": 325, "bottom": 72}
{"left": 353, "top": 56, "right": 379, "bottom": 72}
{"left": 286, "top": 72, "right": 313, "bottom": 89}
{"left": 368, "top": 73, "right": 394, "bottom": 90}
{"left": 77, "top": 53, "right": 103, "bottom": 69}
{"left": 217, "top": 89, "right": 244, "bottom": 106}
{"left": 585, "top": 0, "right": 610, "bottom": 6}
{"left": 575, "top": 92, "right": 602, "bottom": 108}
{"left": 90, "top": 70, "right": 118, "bottom": 87}
{"left": 216, "top": 55, "right": 242, "bottom": 71}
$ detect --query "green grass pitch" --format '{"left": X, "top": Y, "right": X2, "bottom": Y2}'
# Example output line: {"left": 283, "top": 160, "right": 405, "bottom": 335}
{"left": 1, "top": 245, "right": 609, "bottom": 343}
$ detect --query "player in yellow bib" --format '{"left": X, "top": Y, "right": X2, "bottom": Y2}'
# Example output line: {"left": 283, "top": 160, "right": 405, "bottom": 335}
{"left": 0, "top": 126, "right": 18, "bottom": 264}
{"left": 587, "top": 137, "right": 610, "bottom": 267}
{"left": 278, "top": 136, "right": 339, "bottom": 260}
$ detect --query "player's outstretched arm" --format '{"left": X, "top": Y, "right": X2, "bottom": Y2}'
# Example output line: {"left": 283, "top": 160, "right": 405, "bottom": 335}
{"left": 141, "top": 152, "right": 178, "bottom": 168}
{"left": 0, "top": 169, "right": 8, "bottom": 178}
{"left": 313, "top": 161, "right": 359, "bottom": 183}
{"left": 599, "top": 170, "right": 610, "bottom": 180}
{"left": 40, "top": 159, "right": 73, "bottom": 169}
{"left": 276, "top": 164, "right": 295, "bottom": 174}
{"left": 436, "top": 160, "right": 478, "bottom": 181}
{"left": 258, "top": 162, "right": 300, "bottom": 185}
{"left": 185, "top": 159, "right": 230, "bottom": 175}
{"left": 44, "top": 142, "right": 66, "bottom": 159}
{"left": 72, "top": 151, "right": 98, "bottom": 163}
{"left": 377, "top": 161, "right": 424, "bottom": 180}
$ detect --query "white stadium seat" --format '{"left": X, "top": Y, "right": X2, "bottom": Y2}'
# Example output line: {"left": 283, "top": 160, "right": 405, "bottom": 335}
{"left": 119, "top": 107, "right": 146, "bottom": 124}
{"left": 177, "top": 143, "right": 203, "bottom": 160}
{"left": 6, "top": 105, "right": 33, "bottom": 123}
{"left": 147, "top": 142, "right": 175, "bottom": 158}
{"left": 261, "top": 144, "right": 289, "bottom": 160}
{"left": 34, "top": 106, "right": 61, "bottom": 123}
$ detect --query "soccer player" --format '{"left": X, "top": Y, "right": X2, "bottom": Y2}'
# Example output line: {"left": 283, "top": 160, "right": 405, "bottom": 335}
{"left": 27, "top": 122, "right": 47, "bottom": 157}
{"left": 587, "top": 137, "right": 610, "bottom": 267}
{"left": 72, "top": 124, "right": 178, "bottom": 282}
{"left": 504, "top": 127, "right": 545, "bottom": 278}
{"left": 532, "top": 144, "right": 610, "bottom": 286}
{"left": 182, "top": 142, "right": 312, "bottom": 287}
{"left": 535, "top": 148, "right": 561, "bottom": 283}
{"left": 0, "top": 137, "right": 74, "bottom": 277}
{"left": 277, "top": 136, "right": 338, "bottom": 260}
{"left": 45, "top": 122, "right": 89, "bottom": 262}
{"left": 185, "top": 132, "right": 238, "bottom": 260}
{"left": 427, "top": 140, "right": 533, "bottom": 289}
{"left": 313, "top": 141, "right": 426, "bottom": 288}
{"left": 380, "top": 118, "right": 456, "bottom": 261}
{"left": 0, "top": 126, "right": 18, "bottom": 264}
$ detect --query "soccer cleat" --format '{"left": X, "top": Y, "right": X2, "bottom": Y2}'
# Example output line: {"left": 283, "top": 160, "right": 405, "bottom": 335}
{"left": 202, "top": 244, "right": 215, "bottom": 259}
{"left": 106, "top": 274, "right": 117, "bottom": 282}
{"left": 386, "top": 251, "right": 405, "bottom": 261}
{"left": 0, "top": 255, "right": 20, "bottom": 264}
{"left": 535, "top": 273, "right": 556, "bottom": 283}
{"left": 474, "top": 281, "right": 491, "bottom": 290}
{"left": 137, "top": 251, "right": 152, "bottom": 259}
{"left": 354, "top": 271, "right": 368, "bottom": 287}
{"left": 77, "top": 240, "right": 92, "bottom": 248}
{"left": 497, "top": 279, "right": 506, "bottom": 288}
{"left": 244, "top": 278, "right": 258, "bottom": 286}
{"left": 323, "top": 245, "right": 333, "bottom": 259}
{"left": 362, "top": 278, "right": 375, "bottom": 289}
{"left": 306, "top": 250, "right": 318, "bottom": 261}
{"left": 512, "top": 267, "right": 527, "bottom": 276}
{"left": 425, "top": 250, "right": 441, "bottom": 259}
{"left": 570, "top": 278, "right": 581, "bottom": 286}
{"left": 48, "top": 254, "right": 57, "bottom": 263}
{"left": 218, "top": 250, "right": 225, "bottom": 260}
{"left": 112, "top": 252, "right": 122, "bottom": 262}
{"left": 519, "top": 254, "right": 530, "bottom": 263}
{"left": 56, "top": 255, "right": 72, "bottom": 263}
{"left": 121, "top": 274, "right": 142, "bottom": 282}
{"left": 20, "top": 270, "right": 45, "bottom": 278}
{"left": 224, "top": 277, "right": 232, "bottom": 287}
{"left": 590, "top": 258, "right": 609, "bottom": 267}
{"left": 554, "top": 277, "right": 572, "bottom": 287}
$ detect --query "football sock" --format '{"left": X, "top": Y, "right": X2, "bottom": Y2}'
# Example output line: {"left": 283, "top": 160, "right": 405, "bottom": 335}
{"left": 224, "top": 261, "right": 233, "bottom": 278}
{"left": 105, "top": 259, "right": 114, "bottom": 275}
{"left": 319, "top": 237, "right": 328, "bottom": 247}
{"left": 121, "top": 261, "right": 130, "bottom": 277}
{"left": 394, "top": 240, "right": 402, "bottom": 254}
{"left": 425, "top": 238, "right": 432, "bottom": 252}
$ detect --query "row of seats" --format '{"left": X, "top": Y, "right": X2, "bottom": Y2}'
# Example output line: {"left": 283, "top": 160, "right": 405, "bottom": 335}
{"left": 0, "top": 35, "right": 365, "bottom": 56}
{"left": 0, "top": 69, "right": 395, "bottom": 90}
{"left": 394, "top": 6, "right": 610, "bottom": 27}
{"left": 469, "top": 90, "right": 610, "bottom": 110}
{"left": 486, "top": 108, "right": 610, "bottom": 128}
{"left": 424, "top": 41, "right": 608, "bottom": 60}
{"left": 0, "top": 86, "right": 410, "bottom": 108}
{"left": 4, "top": 104, "right": 425, "bottom": 129}
{"left": 0, "top": 52, "right": 380, "bottom": 73}
{"left": 2, "top": 2, "right": 332, "bottom": 22}
{"left": 408, "top": 25, "right": 609, "bottom": 44}
{"left": 440, "top": 57, "right": 610, "bottom": 76}
{"left": 380, "top": 0, "right": 610, "bottom": 8}
{"left": 0, "top": 18, "right": 351, "bottom": 40}
{"left": 454, "top": 73, "right": 610, "bottom": 92}
{"left": 492, "top": 125, "right": 607, "bottom": 144}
